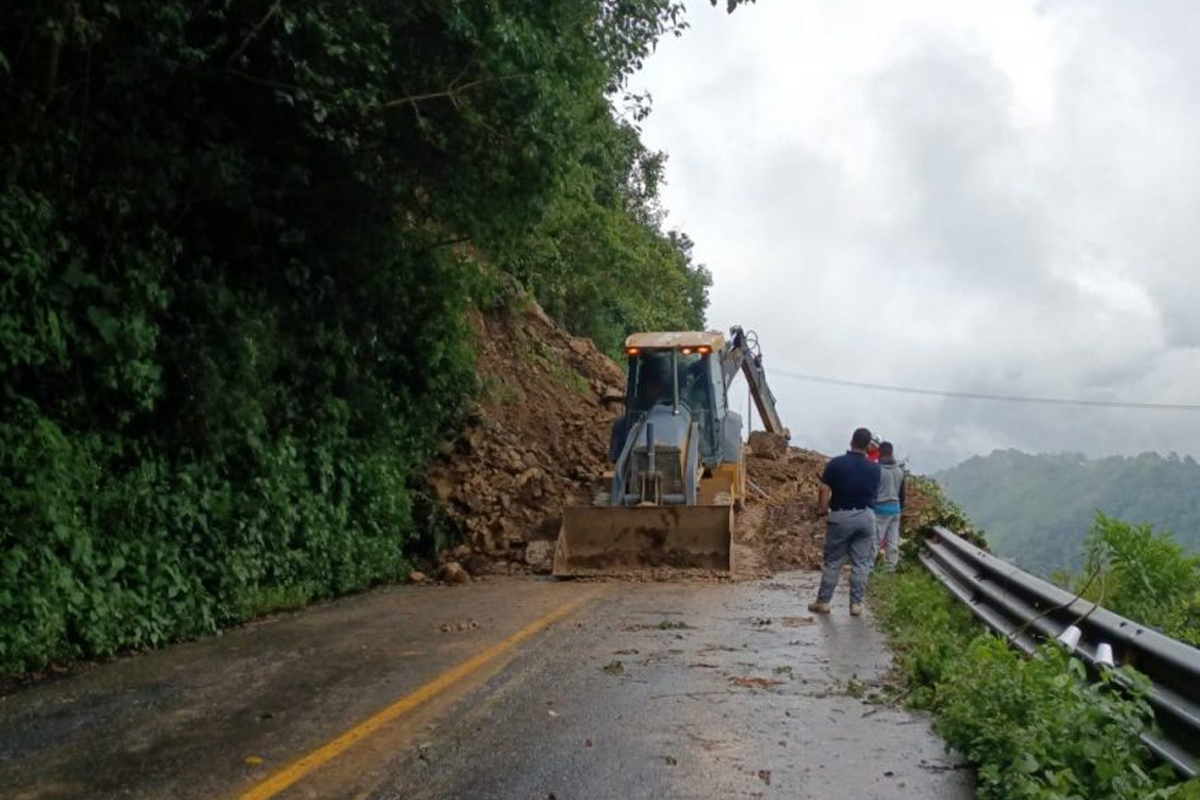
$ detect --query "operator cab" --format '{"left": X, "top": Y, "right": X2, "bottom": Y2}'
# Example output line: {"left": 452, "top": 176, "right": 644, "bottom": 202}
{"left": 619, "top": 332, "right": 731, "bottom": 468}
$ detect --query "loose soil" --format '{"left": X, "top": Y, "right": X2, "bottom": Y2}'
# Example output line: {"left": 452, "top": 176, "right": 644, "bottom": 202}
{"left": 426, "top": 297, "right": 625, "bottom": 575}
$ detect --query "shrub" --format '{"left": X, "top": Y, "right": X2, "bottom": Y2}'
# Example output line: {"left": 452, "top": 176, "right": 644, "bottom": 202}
{"left": 871, "top": 569, "right": 1198, "bottom": 799}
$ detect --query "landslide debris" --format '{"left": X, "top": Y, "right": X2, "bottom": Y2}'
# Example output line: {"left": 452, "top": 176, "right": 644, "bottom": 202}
{"left": 733, "top": 434, "right": 829, "bottom": 576}
{"left": 424, "top": 299, "right": 838, "bottom": 579}
{"left": 426, "top": 297, "right": 624, "bottom": 576}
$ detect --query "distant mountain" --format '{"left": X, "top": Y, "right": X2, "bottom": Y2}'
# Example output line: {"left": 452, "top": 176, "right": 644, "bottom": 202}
{"left": 934, "top": 450, "right": 1200, "bottom": 576}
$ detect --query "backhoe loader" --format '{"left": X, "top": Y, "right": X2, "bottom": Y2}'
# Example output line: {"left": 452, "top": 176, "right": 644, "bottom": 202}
{"left": 552, "top": 326, "right": 788, "bottom": 576}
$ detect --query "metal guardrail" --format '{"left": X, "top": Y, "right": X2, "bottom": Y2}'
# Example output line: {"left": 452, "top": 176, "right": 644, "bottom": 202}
{"left": 920, "top": 526, "right": 1200, "bottom": 778}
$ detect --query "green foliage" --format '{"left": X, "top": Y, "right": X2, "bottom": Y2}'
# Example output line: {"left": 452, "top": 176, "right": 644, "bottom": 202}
{"left": 1075, "top": 513, "right": 1200, "bottom": 646}
{"left": 896, "top": 474, "right": 987, "bottom": 565}
{"left": 939, "top": 639, "right": 1179, "bottom": 799}
{"left": 871, "top": 570, "right": 1197, "bottom": 799}
{"left": 935, "top": 450, "right": 1200, "bottom": 575}
{"left": 870, "top": 569, "right": 981, "bottom": 706}
{"left": 504, "top": 115, "right": 711, "bottom": 358}
{"left": 0, "top": 1, "right": 709, "bottom": 674}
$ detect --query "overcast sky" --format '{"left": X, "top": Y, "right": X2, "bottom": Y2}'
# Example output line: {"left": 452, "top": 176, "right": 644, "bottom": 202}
{"left": 631, "top": 0, "right": 1200, "bottom": 472}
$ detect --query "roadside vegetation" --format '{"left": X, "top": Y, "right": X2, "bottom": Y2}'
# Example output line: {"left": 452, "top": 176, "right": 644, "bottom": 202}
{"left": 0, "top": 2, "right": 723, "bottom": 675}
{"left": 1059, "top": 513, "right": 1200, "bottom": 647}
{"left": 873, "top": 489, "right": 1200, "bottom": 799}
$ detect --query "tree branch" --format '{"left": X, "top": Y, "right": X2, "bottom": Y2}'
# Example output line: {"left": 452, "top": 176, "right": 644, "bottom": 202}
{"left": 374, "top": 74, "right": 528, "bottom": 112}
{"left": 225, "top": 0, "right": 283, "bottom": 68}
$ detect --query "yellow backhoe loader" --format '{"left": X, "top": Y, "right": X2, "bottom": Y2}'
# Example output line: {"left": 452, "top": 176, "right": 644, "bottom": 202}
{"left": 553, "top": 326, "right": 788, "bottom": 576}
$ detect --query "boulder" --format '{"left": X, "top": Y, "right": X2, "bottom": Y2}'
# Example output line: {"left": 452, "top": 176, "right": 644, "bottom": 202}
{"left": 462, "top": 554, "right": 494, "bottom": 577}
{"left": 439, "top": 561, "right": 472, "bottom": 585}
{"left": 524, "top": 540, "right": 556, "bottom": 574}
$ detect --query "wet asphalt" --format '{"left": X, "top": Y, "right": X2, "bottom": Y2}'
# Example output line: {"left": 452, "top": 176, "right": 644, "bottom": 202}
{"left": 0, "top": 573, "right": 974, "bottom": 800}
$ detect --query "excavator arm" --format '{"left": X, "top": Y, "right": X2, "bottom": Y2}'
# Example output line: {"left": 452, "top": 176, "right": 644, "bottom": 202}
{"left": 722, "top": 326, "right": 789, "bottom": 439}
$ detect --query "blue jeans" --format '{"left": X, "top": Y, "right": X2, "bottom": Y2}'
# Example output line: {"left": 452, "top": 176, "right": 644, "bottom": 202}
{"left": 817, "top": 509, "right": 876, "bottom": 605}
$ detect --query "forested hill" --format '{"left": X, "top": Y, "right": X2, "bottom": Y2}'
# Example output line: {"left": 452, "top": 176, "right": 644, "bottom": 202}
{"left": 935, "top": 450, "right": 1200, "bottom": 575}
{"left": 0, "top": 2, "right": 729, "bottom": 675}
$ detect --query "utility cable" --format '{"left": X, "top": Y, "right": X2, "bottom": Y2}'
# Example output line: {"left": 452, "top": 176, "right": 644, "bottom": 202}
{"left": 770, "top": 370, "right": 1200, "bottom": 412}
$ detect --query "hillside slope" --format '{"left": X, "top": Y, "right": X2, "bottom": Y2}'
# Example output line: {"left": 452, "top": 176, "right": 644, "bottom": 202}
{"left": 935, "top": 449, "right": 1200, "bottom": 574}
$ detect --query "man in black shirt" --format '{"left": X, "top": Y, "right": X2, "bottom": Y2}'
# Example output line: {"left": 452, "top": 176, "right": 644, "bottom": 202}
{"left": 810, "top": 427, "right": 881, "bottom": 617}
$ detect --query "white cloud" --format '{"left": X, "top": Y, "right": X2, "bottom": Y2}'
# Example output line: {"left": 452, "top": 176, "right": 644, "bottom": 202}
{"left": 633, "top": 0, "right": 1200, "bottom": 469}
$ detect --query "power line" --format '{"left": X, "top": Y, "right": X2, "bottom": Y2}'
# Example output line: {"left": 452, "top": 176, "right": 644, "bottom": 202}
{"left": 770, "top": 369, "right": 1200, "bottom": 412}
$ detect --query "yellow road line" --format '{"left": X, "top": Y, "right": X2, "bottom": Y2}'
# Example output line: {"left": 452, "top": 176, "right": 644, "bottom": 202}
{"left": 234, "top": 591, "right": 597, "bottom": 800}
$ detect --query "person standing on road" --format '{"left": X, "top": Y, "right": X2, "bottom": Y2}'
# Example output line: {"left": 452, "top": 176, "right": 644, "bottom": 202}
{"left": 872, "top": 441, "right": 906, "bottom": 572}
{"left": 810, "top": 427, "right": 881, "bottom": 617}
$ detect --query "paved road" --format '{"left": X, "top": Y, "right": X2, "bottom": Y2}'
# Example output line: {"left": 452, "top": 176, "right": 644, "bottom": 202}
{"left": 0, "top": 573, "right": 973, "bottom": 800}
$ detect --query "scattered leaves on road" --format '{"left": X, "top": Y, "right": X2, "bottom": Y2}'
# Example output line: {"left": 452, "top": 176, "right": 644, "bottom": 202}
{"left": 625, "top": 620, "right": 693, "bottom": 631}
{"left": 438, "top": 619, "right": 480, "bottom": 633}
{"left": 730, "top": 676, "right": 783, "bottom": 689}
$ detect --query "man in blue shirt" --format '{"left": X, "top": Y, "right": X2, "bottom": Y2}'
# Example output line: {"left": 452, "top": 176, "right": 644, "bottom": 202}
{"left": 810, "top": 427, "right": 881, "bottom": 617}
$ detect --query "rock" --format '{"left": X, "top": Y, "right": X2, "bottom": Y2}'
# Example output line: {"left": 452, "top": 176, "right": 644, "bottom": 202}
{"left": 471, "top": 528, "right": 496, "bottom": 553}
{"left": 462, "top": 554, "right": 494, "bottom": 576}
{"left": 457, "top": 428, "right": 485, "bottom": 454}
{"left": 491, "top": 518, "right": 524, "bottom": 546}
{"left": 517, "top": 468, "right": 545, "bottom": 504}
{"left": 748, "top": 431, "right": 789, "bottom": 460}
{"left": 600, "top": 387, "right": 625, "bottom": 407}
{"left": 429, "top": 474, "right": 455, "bottom": 503}
{"left": 439, "top": 561, "right": 472, "bottom": 585}
{"left": 524, "top": 540, "right": 556, "bottom": 573}
{"left": 409, "top": 570, "right": 428, "bottom": 583}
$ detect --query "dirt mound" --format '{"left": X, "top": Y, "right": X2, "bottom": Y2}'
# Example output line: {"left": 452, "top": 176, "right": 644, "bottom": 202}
{"left": 426, "top": 298, "right": 625, "bottom": 575}
{"left": 733, "top": 447, "right": 830, "bottom": 576}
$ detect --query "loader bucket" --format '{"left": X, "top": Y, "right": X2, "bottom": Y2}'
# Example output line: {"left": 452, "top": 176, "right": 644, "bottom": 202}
{"left": 552, "top": 504, "right": 734, "bottom": 577}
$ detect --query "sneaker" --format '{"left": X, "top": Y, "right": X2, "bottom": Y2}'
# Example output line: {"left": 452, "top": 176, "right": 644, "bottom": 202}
{"left": 808, "top": 600, "right": 831, "bottom": 614}
{"left": 849, "top": 603, "right": 863, "bottom": 617}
